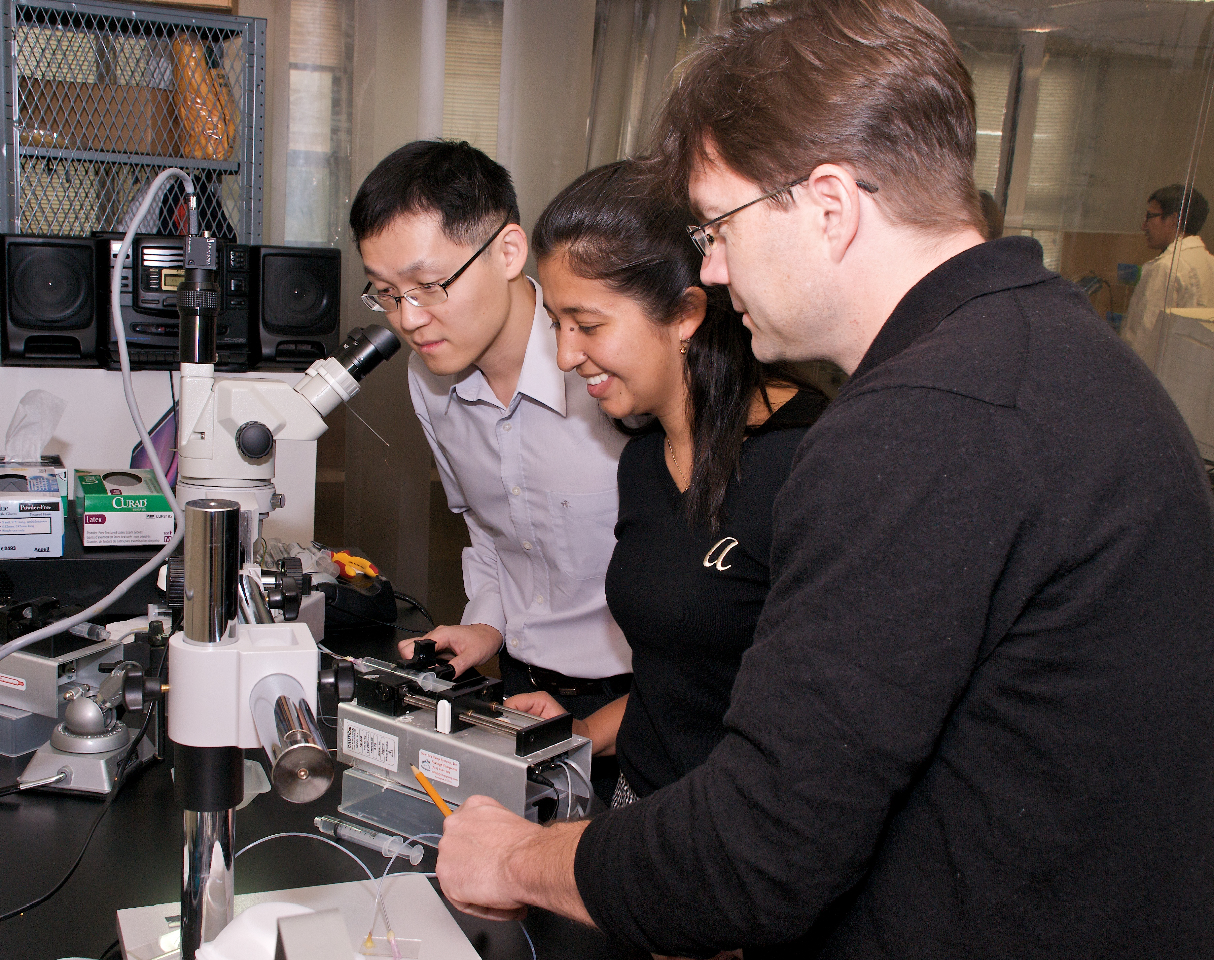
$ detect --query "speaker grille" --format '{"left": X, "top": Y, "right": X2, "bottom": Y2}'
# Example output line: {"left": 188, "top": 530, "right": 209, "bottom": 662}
{"left": 7, "top": 240, "right": 94, "bottom": 330}
{"left": 260, "top": 251, "right": 339, "bottom": 337}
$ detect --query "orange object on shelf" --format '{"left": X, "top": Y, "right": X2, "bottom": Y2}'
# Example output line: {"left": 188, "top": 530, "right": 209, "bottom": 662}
{"left": 172, "top": 32, "right": 237, "bottom": 160}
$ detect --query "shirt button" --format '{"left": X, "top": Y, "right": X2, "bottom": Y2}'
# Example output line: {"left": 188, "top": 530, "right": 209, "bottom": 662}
{"left": 503, "top": 423, "right": 512, "bottom": 432}
{"left": 523, "top": 541, "right": 532, "bottom": 551}
{"left": 512, "top": 486, "right": 521, "bottom": 496}
{"left": 509, "top": 638, "right": 519, "bottom": 647}
{"left": 535, "top": 595, "right": 543, "bottom": 604}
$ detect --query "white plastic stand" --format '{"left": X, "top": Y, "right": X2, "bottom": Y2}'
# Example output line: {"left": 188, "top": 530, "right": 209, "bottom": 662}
{"left": 116, "top": 874, "right": 480, "bottom": 960}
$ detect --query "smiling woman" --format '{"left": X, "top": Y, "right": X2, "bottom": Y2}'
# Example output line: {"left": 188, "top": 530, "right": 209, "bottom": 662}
{"left": 508, "top": 160, "right": 831, "bottom": 806}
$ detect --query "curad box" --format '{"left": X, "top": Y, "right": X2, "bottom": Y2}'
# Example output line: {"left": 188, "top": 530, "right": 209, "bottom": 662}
{"left": 74, "top": 469, "right": 175, "bottom": 547}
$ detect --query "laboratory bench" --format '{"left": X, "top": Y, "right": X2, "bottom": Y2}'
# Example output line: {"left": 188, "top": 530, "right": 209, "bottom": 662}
{"left": 0, "top": 606, "right": 643, "bottom": 960}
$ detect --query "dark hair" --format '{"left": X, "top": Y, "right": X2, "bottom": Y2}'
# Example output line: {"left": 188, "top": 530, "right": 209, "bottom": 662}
{"left": 533, "top": 160, "right": 794, "bottom": 529}
{"left": 1150, "top": 184, "right": 1209, "bottom": 235}
{"left": 349, "top": 139, "right": 520, "bottom": 246}
{"left": 647, "top": 0, "right": 984, "bottom": 235}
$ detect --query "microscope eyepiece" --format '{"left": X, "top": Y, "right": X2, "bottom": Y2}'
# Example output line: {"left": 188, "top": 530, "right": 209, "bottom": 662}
{"left": 333, "top": 324, "right": 401, "bottom": 383}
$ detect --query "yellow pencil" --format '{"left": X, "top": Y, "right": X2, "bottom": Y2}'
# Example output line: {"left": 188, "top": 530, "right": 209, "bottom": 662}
{"left": 411, "top": 764, "right": 454, "bottom": 817}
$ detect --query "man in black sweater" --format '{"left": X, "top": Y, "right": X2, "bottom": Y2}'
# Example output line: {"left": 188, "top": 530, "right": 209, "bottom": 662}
{"left": 433, "top": 2, "right": 1214, "bottom": 956}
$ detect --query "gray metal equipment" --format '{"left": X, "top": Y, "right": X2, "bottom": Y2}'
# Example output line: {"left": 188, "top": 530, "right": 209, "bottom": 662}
{"left": 17, "top": 658, "right": 161, "bottom": 794}
{"left": 336, "top": 659, "right": 593, "bottom": 844}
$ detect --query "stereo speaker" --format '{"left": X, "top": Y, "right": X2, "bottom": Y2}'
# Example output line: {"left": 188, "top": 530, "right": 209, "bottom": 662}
{"left": 250, "top": 246, "right": 341, "bottom": 369}
{"left": 0, "top": 235, "right": 98, "bottom": 365}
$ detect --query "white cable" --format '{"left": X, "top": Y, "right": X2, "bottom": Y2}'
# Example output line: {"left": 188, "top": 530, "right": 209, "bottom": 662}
{"left": 558, "top": 758, "right": 592, "bottom": 818}
{"left": 0, "top": 169, "right": 195, "bottom": 664}
{"left": 235, "top": 831, "right": 374, "bottom": 880}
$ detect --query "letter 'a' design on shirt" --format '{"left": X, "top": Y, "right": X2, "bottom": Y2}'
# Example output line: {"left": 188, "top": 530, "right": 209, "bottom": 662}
{"left": 703, "top": 537, "right": 740, "bottom": 572}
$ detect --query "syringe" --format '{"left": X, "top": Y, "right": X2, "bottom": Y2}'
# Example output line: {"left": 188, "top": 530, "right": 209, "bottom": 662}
{"left": 314, "top": 815, "right": 424, "bottom": 865}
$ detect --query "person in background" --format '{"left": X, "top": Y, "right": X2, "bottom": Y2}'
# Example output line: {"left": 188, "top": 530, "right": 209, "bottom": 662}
{"left": 348, "top": 140, "right": 631, "bottom": 803}
{"left": 1121, "top": 182, "right": 1214, "bottom": 368}
{"left": 431, "top": 3, "right": 1214, "bottom": 958}
{"left": 508, "top": 161, "right": 828, "bottom": 807}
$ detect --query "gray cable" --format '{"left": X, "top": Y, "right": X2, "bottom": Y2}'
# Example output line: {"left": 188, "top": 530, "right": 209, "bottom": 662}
{"left": 0, "top": 170, "right": 195, "bottom": 664}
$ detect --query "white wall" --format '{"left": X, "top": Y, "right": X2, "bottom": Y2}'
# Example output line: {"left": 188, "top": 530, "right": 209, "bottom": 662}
{"left": 0, "top": 366, "right": 317, "bottom": 544}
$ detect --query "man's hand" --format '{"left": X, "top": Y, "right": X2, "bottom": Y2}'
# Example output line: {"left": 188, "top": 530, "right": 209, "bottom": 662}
{"left": 436, "top": 795, "right": 593, "bottom": 926}
{"left": 398, "top": 623, "right": 502, "bottom": 676}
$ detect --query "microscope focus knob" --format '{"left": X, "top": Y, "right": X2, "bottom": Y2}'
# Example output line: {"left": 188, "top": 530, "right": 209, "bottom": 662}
{"left": 235, "top": 420, "right": 274, "bottom": 460}
{"left": 165, "top": 555, "right": 185, "bottom": 612}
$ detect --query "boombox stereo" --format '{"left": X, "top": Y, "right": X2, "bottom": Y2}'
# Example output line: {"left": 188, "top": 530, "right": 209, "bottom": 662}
{"left": 96, "top": 232, "right": 251, "bottom": 371}
{"left": 0, "top": 235, "right": 98, "bottom": 365}
{"left": 0, "top": 236, "right": 343, "bottom": 371}
{"left": 249, "top": 245, "right": 342, "bottom": 369}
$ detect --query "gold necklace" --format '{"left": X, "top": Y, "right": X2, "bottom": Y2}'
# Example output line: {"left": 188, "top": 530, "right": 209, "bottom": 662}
{"left": 666, "top": 437, "right": 688, "bottom": 488}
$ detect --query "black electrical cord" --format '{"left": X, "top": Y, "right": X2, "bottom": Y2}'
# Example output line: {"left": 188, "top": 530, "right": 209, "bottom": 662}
{"left": 331, "top": 607, "right": 428, "bottom": 636}
{"left": 0, "top": 656, "right": 164, "bottom": 924}
{"left": 394, "top": 591, "right": 435, "bottom": 629}
{"left": 0, "top": 783, "right": 118, "bottom": 923}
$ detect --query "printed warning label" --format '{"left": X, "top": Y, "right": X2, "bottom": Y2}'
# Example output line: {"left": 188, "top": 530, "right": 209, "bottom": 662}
{"left": 341, "top": 719, "right": 398, "bottom": 772}
{"left": 417, "top": 749, "right": 459, "bottom": 787}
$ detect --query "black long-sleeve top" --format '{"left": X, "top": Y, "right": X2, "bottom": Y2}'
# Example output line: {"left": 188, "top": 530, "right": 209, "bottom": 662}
{"left": 608, "top": 390, "right": 828, "bottom": 797}
{"left": 574, "top": 237, "right": 1214, "bottom": 959}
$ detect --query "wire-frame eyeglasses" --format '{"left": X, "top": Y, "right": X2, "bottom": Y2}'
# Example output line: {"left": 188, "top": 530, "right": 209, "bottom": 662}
{"left": 687, "top": 177, "right": 878, "bottom": 257}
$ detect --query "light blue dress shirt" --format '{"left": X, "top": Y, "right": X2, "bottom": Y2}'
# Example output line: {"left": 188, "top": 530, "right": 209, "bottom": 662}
{"left": 408, "top": 280, "right": 631, "bottom": 679}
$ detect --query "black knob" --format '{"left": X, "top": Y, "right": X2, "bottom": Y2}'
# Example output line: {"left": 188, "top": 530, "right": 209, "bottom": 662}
{"left": 235, "top": 421, "right": 274, "bottom": 460}
{"left": 279, "top": 575, "right": 301, "bottom": 621}
{"left": 320, "top": 661, "right": 357, "bottom": 702}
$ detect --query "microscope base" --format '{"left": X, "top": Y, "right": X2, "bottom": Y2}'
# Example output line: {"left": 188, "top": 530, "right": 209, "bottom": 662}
{"left": 116, "top": 874, "right": 479, "bottom": 960}
{"left": 20, "top": 734, "right": 155, "bottom": 794}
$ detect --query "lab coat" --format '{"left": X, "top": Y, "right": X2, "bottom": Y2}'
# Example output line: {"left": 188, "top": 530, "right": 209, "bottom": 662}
{"left": 1121, "top": 234, "right": 1214, "bottom": 370}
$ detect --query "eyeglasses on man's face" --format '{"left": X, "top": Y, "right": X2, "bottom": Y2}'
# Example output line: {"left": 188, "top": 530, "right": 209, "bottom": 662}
{"left": 361, "top": 215, "right": 511, "bottom": 313}
{"left": 687, "top": 176, "right": 879, "bottom": 258}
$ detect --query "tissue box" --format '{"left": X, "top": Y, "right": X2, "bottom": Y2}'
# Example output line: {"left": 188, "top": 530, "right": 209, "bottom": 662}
{"left": 0, "top": 455, "right": 68, "bottom": 507}
{"left": 74, "top": 469, "right": 175, "bottom": 547}
{"left": 0, "top": 458, "right": 66, "bottom": 558}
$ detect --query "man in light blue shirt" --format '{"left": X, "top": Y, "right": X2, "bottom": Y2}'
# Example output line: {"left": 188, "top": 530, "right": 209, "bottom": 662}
{"left": 349, "top": 142, "right": 631, "bottom": 799}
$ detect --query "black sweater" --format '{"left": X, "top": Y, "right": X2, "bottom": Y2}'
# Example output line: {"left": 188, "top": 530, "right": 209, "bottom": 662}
{"left": 575, "top": 237, "right": 1214, "bottom": 959}
{"left": 608, "top": 390, "right": 828, "bottom": 797}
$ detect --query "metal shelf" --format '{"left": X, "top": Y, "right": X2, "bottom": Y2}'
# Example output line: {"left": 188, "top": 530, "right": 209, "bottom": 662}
{"left": 0, "top": 0, "right": 265, "bottom": 243}
{"left": 20, "top": 144, "right": 241, "bottom": 172}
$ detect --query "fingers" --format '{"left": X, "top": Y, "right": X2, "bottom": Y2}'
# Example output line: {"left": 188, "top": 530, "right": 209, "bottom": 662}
{"left": 396, "top": 627, "right": 455, "bottom": 664}
{"left": 504, "top": 692, "right": 567, "bottom": 719}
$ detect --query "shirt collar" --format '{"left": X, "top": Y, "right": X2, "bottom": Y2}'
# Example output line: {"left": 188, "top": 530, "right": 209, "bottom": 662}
{"left": 1162, "top": 234, "right": 1207, "bottom": 257}
{"left": 448, "top": 278, "right": 567, "bottom": 416}
{"left": 848, "top": 236, "right": 1053, "bottom": 384}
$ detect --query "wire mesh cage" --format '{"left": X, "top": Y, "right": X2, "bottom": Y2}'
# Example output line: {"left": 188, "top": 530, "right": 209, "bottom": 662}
{"left": 0, "top": 0, "right": 264, "bottom": 242}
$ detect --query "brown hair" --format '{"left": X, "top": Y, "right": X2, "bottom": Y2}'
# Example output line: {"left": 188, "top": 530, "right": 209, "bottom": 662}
{"left": 648, "top": 0, "right": 984, "bottom": 235}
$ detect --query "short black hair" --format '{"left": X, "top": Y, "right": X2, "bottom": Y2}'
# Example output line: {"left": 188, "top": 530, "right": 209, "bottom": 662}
{"left": 1150, "top": 183, "right": 1209, "bottom": 235}
{"left": 349, "top": 140, "right": 520, "bottom": 247}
